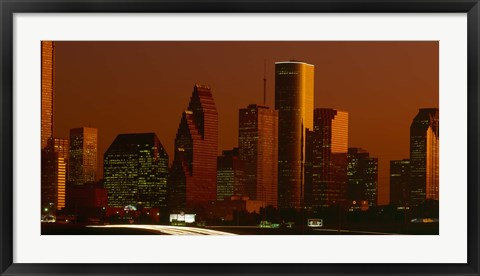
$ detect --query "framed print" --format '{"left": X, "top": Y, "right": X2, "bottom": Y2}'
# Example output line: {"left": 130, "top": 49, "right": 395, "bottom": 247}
{"left": 1, "top": 0, "right": 479, "bottom": 275}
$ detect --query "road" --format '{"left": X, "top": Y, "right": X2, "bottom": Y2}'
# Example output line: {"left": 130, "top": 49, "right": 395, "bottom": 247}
{"left": 311, "top": 228, "right": 397, "bottom": 235}
{"left": 87, "top": 224, "right": 237, "bottom": 235}
{"left": 43, "top": 223, "right": 436, "bottom": 235}
{"left": 207, "top": 226, "right": 398, "bottom": 235}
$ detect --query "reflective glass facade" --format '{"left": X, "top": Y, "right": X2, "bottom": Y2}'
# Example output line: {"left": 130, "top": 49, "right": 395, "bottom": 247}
{"left": 169, "top": 85, "right": 218, "bottom": 211}
{"left": 68, "top": 127, "right": 98, "bottom": 186}
{"left": 275, "top": 61, "right": 314, "bottom": 209}
{"left": 41, "top": 41, "right": 55, "bottom": 149}
{"left": 238, "top": 104, "right": 278, "bottom": 207}
{"left": 410, "top": 108, "right": 439, "bottom": 206}
{"left": 347, "top": 148, "right": 378, "bottom": 207}
{"left": 307, "top": 108, "right": 348, "bottom": 207}
{"left": 104, "top": 133, "right": 169, "bottom": 208}
{"left": 41, "top": 138, "right": 69, "bottom": 211}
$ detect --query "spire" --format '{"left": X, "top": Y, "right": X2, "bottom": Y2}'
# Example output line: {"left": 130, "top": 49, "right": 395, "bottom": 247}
{"left": 263, "top": 59, "right": 267, "bottom": 105}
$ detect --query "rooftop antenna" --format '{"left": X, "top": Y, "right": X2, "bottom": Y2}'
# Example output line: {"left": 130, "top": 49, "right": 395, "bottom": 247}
{"left": 263, "top": 59, "right": 267, "bottom": 106}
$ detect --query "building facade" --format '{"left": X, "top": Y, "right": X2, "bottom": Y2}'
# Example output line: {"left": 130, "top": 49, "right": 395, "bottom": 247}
{"left": 410, "top": 108, "right": 439, "bottom": 206}
{"left": 68, "top": 182, "right": 108, "bottom": 221}
{"left": 217, "top": 148, "right": 246, "bottom": 201}
{"left": 307, "top": 108, "right": 349, "bottom": 208}
{"left": 41, "top": 41, "right": 65, "bottom": 213}
{"left": 238, "top": 104, "right": 278, "bottom": 207}
{"left": 104, "top": 133, "right": 169, "bottom": 208}
{"left": 41, "top": 138, "right": 69, "bottom": 211}
{"left": 41, "top": 41, "right": 55, "bottom": 149}
{"left": 347, "top": 148, "right": 378, "bottom": 207}
{"left": 68, "top": 127, "right": 98, "bottom": 186}
{"left": 275, "top": 61, "right": 314, "bottom": 209}
{"left": 168, "top": 84, "right": 218, "bottom": 211}
{"left": 390, "top": 159, "right": 411, "bottom": 207}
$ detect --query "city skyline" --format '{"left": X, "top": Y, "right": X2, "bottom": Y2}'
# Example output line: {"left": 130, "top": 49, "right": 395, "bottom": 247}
{"left": 51, "top": 41, "right": 439, "bottom": 205}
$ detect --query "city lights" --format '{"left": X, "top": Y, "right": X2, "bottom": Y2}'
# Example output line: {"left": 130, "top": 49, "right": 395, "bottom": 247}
{"left": 41, "top": 41, "right": 439, "bottom": 235}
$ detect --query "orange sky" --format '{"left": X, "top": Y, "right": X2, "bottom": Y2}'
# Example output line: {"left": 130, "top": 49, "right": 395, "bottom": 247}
{"left": 53, "top": 41, "right": 439, "bottom": 205}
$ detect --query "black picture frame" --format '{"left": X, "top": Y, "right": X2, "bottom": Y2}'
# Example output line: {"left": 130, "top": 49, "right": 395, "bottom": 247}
{"left": 1, "top": 0, "right": 479, "bottom": 275}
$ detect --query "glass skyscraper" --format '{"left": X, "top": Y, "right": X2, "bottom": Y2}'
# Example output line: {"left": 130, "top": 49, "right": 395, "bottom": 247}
{"left": 104, "top": 133, "right": 169, "bottom": 208}
{"left": 347, "top": 148, "right": 378, "bottom": 207}
{"left": 41, "top": 41, "right": 55, "bottom": 150}
{"left": 168, "top": 84, "right": 218, "bottom": 211}
{"left": 68, "top": 127, "right": 98, "bottom": 186}
{"left": 275, "top": 61, "right": 314, "bottom": 209}
{"left": 307, "top": 108, "right": 349, "bottom": 208}
{"left": 41, "top": 41, "right": 67, "bottom": 212}
{"left": 390, "top": 159, "right": 411, "bottom": 207}
{"left": 238, "top": 104, "right": 278, "bottom": 207}
{"left": 217, "top": 148, "right": 246, "bottom": 201}
{"left": 41, "top": 138, "right": 69, "bottom": 211}
{"left": 410, "top": 108, "right": 439, "bottom": 206}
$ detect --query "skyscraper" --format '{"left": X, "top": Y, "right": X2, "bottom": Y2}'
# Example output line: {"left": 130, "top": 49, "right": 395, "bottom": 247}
{"left": 41, "top": 41, "right": 64, "bottom": 212}
{"left": 275, "top": 61, "right": 314, "bottom": 209}
{"left": 304, "top": 129, "right": 314, "bottom": 208}
{"left": 238, "top": 104, "right": 278, "bottom": 207}
{"left": 168, "top": 84, "right": 218, "bottom": 211}
{"left": 347, "top": 148, "right": 378, "bottom": 207}
{"left": 104, "top": 133, "right": 169, "bottom": 208}
{"left": 41, "top": 138, "right": 69, "bottom": 211}
{"left": 410, "top": 108, "right": 439, "bottom": 206}
{"left": 390, "top": 159, "right": 411, "bottom": 207}
{"left": 307, "top": 108, "right": 348, "bottom": 208}
{"left": 41, "top": 41, "right": 55, "bottom": 149}
{"left": 217, "top": 148, "right": 246, "bottom": 201}
{"left": 68, "top": 127, "right": 98, "bottom": 186}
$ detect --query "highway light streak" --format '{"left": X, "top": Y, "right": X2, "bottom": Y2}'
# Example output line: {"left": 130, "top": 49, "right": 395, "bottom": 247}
{"left": 87, "top": 224, "right": 236, "bottom": 235}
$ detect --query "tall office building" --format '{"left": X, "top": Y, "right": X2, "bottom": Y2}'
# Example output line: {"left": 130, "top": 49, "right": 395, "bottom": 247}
{"left": 307, "top": 108, "right": 349, "bottom": 208}
{"left": 104, "top": 133, "right": 169, "bottom": 208}
{"left": 410, "top": 108, "right": 439, "bottom": 206}
{"left": 347, "top": 148, "right": 378, "bottom": 207}
{"left": 238, "top": 104, "right": 278, "bottom": 207}
{"left": 168, "top": 84, "right": 218, "bottom": 211}
{"left": 390, "top": 159, "right": 411, "bottom": 207}
{"left": 217, "top": 148, "right": 246, "bottom": 201}
{"left": 41, "top": 41, "right": 55, "bottom": 149}
{"left": 41, "top": 41, "right": 63, "bottom": 212}
{"left": 275, "top": 61, "right": 314, "bottom": 209}
{"left": 304, "top": 129, "right": 314, "bottom": 208}
{"left": 68, "top": 127, "right": 98, "bottom": 186}
{"left": 41, "top": 138, "right": 69, "bottom": 211}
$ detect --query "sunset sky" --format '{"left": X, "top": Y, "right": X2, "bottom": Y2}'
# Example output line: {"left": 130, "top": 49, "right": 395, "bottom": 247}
{"left": 53, "top": 41, "right": 439, "bottom": 205}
